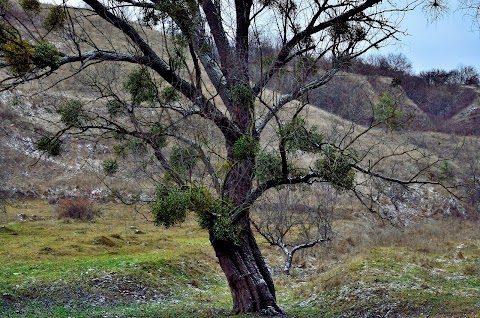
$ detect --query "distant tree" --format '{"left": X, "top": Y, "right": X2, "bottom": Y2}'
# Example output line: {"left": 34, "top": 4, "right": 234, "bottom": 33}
{"left": 0, "top": 0, "right": 455, "bottom": 315}
{"left": 420, "top": 68, "right": 451, "bottom": 86}
{"left": 371, "top": 53, "right": 413, "bottom": 75}
{"left": 350, "top": 53, "right": 412, "bottom": 80}
{"left": 386, "top": 53, "right": 413, "bottom": 74}
{"left": 420, "top": 66, "right": 479, "bottom": 87}
{"left": 457, "top": 65, "right": 479, "bottom": 85}
{"left": 374, "top": 92, "right": 409, "bottom": 130}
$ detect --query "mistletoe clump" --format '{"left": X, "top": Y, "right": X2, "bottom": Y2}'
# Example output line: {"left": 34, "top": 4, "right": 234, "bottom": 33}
{"left": 124, "top": 67, "right": 157, "bottom": 105}
{"left": 44, "top": 6, "right": 67, "bottom": 31}
{"left": 170, "top": 146, "right": 198, "bottom": 177}
{"left": 21, "top": 0, "right": 40, "bottom": 13}
{"left": 231, "top": 81, "right": 254, "bottom": 105}
{"left": 315, "top": 146, "right": 355, "bottom": 190}
{"left": 106, "top": 99, "right": 125, "bottom": 117}
{"left": 190, "top": 188, "right": 239, "bottom": 243}
{"left": 33, "top": 40, "right": 60, "bottom": 68}
{"left": 375, "top": 92, "right": 406, "bottom": 130}
{"left": 279, "top": 117, "right": 323, "bottom": 152}
{"left": 151, "top": 187, "right": 190, "bottom": 228}
{"left": 3, "top": 39, "right": 33, "bottom": 74}
{"left": 255, "top": 151, "right": 282, "bottom": 183}
{"left": 151, "top": 185, "right": 239, "bottom": 243}
{"left": 233, "top": 134, "right": 259, "bottom": 161}
{"left": 0, "top": 24, "right": 18, "bottom": 45}
{"left": 58, "top": 99, "right": 86, "bottom": 128}
{"left": 160, "top": 86, "right": 179, "bottom": 103}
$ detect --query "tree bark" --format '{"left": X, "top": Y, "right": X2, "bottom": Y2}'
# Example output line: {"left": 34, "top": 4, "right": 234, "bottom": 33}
{"left": 283, "top": 252, "right": 293, "bottom": 275}
{"left": 210, "top": 213, "right": 283, "bottom": 315}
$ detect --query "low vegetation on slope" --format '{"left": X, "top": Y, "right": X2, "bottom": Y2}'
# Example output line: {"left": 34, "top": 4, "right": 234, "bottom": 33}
{"left": 1, "top": 200, "right": 478, "bottom": 317}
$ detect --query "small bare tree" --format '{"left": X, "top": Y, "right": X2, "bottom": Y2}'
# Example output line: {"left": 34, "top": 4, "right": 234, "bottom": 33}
{"left": 252, "top": 184, "right": 335, "bottom": 274}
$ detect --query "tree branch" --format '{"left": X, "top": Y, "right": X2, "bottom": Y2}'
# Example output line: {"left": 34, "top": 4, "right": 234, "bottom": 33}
{"left": 255, "top": 68, "right": 339, "bottom": 135}
{"left": 60, "top": 50, "right": 149, "bottom": 64}
{"left": 82, "top": 0, "right": 241, "bottom": 142}
{"left": 252, "top": 0, "right": 383, "bottom": 95}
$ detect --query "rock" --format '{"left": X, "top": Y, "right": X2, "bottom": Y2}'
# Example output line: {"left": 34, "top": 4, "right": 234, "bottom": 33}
{"left": 16, "top": 213, "right": 27, "bottom": 221}
{"left": 134, "top": 229, "right": 145, "bottom": 234}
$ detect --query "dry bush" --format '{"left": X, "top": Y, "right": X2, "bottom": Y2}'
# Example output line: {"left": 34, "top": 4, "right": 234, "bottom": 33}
{"left": 55, "top": 197, "right": 101, "bottom": 221}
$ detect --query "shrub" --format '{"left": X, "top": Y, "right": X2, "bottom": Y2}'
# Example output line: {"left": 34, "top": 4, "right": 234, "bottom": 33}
{"left": 55, "top": 197, "right": 101, "bottom": 221}
{"left": 102, "top": 158, "right": 118, "bottom": 176}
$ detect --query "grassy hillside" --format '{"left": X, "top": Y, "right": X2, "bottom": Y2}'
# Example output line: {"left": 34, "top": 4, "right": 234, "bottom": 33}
{"left": 1, "top": 200, "right": 479, "bottom": 317}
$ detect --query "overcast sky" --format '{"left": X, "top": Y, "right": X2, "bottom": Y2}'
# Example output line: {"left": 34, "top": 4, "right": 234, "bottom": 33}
{"left": 378, "top": 7, "right": 480, "bottom": 73}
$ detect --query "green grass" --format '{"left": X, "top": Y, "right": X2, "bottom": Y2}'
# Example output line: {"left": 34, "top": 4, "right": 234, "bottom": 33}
{"left": 1, "top": 200, "right": 480, "bottom": 317}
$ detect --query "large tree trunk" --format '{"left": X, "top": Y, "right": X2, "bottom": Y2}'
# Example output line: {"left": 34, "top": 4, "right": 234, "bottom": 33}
{"left": 214, "top": 94, "right": 283, "bottom": 314}
{"left": 210, "top": 213, "right": 283, "bottom": 315}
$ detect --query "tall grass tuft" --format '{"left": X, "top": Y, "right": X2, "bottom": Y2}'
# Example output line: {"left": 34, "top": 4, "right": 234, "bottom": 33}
{"left": 55, "top": 197, "right": 101, "bottom": 221}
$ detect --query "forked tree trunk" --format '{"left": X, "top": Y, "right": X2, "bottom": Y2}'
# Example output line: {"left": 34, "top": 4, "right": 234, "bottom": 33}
{"left": 210, "top": 213, "right": 284, "bottom": 315}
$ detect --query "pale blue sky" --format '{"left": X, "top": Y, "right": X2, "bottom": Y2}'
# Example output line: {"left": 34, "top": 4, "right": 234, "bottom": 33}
{"left": 47, "top": 0, "right": 479, "bottom": 74}
{"left": 379, "top": 7, "right": 480, "bottom": 73}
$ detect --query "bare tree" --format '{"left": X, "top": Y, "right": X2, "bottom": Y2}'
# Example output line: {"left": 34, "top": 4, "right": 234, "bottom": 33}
{"left": 0, "top": 0, "right": 456, "bottom": 315}
{"left": 251, "top": 184, "right": 334, "bottom": 275}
